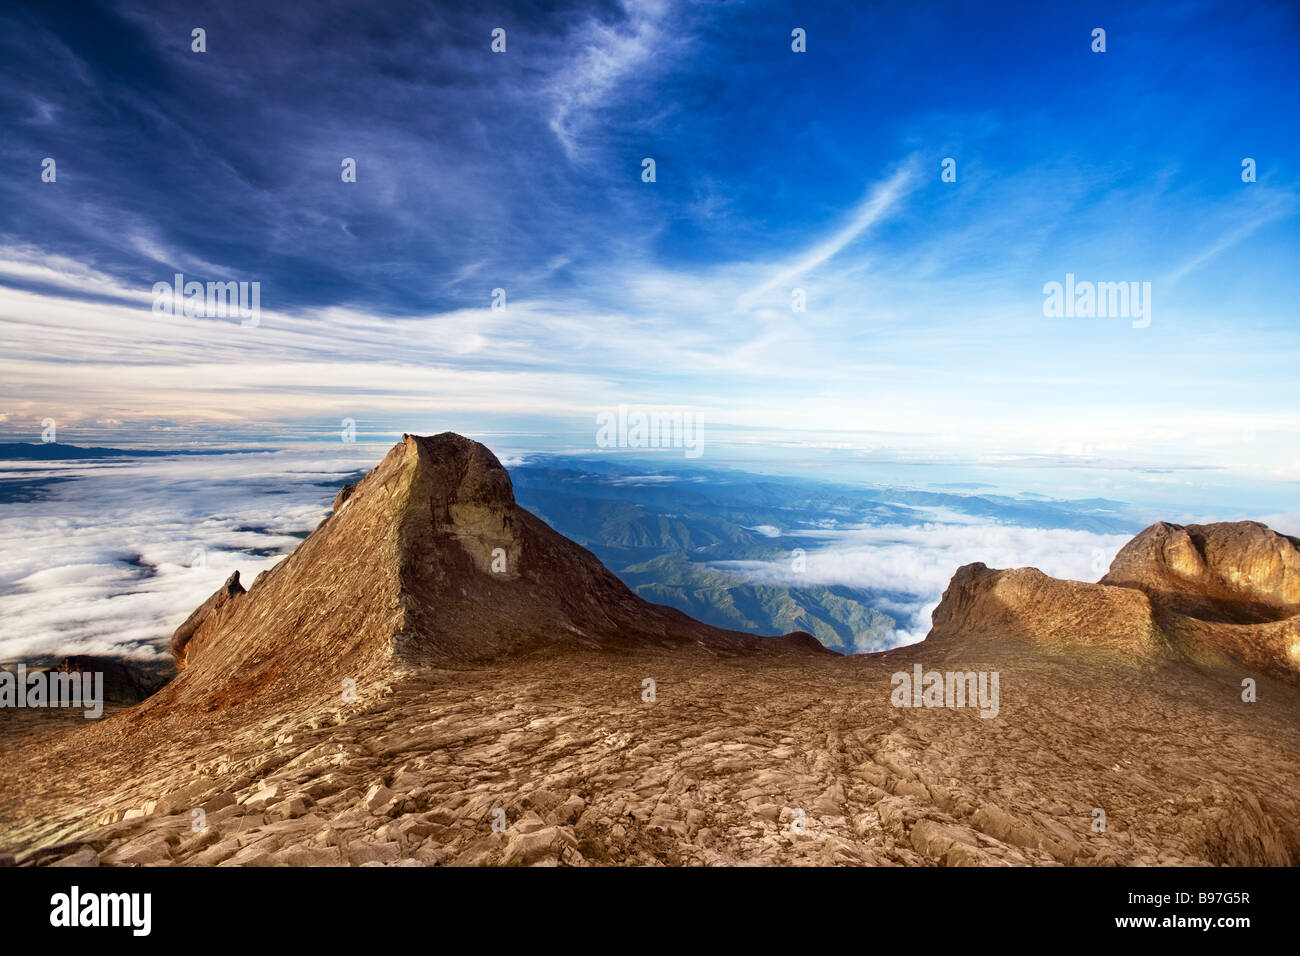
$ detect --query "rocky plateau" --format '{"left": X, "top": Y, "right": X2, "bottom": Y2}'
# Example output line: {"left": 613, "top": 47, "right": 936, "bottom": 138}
{"left": 1, "top": 434, "right": 1296, "bottom": 867}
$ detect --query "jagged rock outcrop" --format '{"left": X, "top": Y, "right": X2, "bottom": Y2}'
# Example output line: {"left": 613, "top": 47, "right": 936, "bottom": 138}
{"left": 170, "top": 571, "right": 245, "bottom": 669}
{"left": 332, "top": 481, "right": 357, "bottom": 511}
{"left": 928, "top": 521, "right": 1300, "bottom": 683}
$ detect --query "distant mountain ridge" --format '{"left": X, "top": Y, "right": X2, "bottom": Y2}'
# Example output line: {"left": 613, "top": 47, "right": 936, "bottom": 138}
{"left": 621, "top": 553, "right": 895, "bottom": 654}
{"left": 511, "top": 459, "right": 1140, "bottom": 651}
{"left": 0, "top": 442, "right": 246, "bottom": 460}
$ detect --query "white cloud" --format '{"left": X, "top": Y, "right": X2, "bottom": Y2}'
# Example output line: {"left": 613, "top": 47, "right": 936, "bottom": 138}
{"left": 737, "top": 162, "right": 917, "bottom": 311}
{"left": 0, "top": 247, "right": 153, "bottom": 303}
{"left": 0, "top": 449, "right": 372, "bottom": 662}
{"left": 1165, "top": 194, "right": 1296, "bottom": 287}
{"left": 548, "top": 0, "right": 680, "bottom": 162}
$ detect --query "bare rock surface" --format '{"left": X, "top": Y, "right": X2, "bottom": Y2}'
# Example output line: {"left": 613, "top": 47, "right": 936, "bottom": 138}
{"left": 929, "top": 521, "right": 1300, "bottom": 684}
{"left": 1102, "top": 520, "right": 1300, "bottom": 618}
{"left": 927, "top": 563, "right": 1163, "bottom": 657}
{"left": 171, "top": 571, "right": 245, "bottom": 669}
{"left": 3, "top": 647, "right": 1296, "bottom": 867}
{"left": 1, "top": 434, "right": 1296, "bottom": 867}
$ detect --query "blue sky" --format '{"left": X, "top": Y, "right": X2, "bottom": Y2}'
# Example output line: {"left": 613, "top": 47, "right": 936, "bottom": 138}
{"left": 1, "top": 0, "right": 1298, "bottom": 510}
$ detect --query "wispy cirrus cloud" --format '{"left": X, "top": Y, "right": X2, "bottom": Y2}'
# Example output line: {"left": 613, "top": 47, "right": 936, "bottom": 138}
{"left": 1165, "top": 190, "right": 1299, "bottom": 287}
{"left": 737, "top": 162, "right": 919, "bottom": 311}
{"left": 547, "top": 0, "right": 685, "bottom": 162}
{"left": 0, "top": 0, "right": 1297, "bottom": 500}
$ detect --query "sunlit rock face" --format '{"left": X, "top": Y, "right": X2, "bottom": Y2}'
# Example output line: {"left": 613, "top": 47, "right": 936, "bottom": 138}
{"left": 1102, "top": 521, "right": 1300, "bottom": 617}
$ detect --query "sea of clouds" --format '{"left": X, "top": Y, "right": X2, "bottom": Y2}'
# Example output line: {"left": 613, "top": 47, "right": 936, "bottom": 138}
{"left": 0, "top": 448, "right": 374, "bottom": 663}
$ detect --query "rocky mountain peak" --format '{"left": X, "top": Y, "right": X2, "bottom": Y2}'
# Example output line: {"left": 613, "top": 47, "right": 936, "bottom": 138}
{"left": 160, "top": 433, "right": 827, "bottom": 716}
{"left": 400, "top": 432, "right": 516, "bottom": 512}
